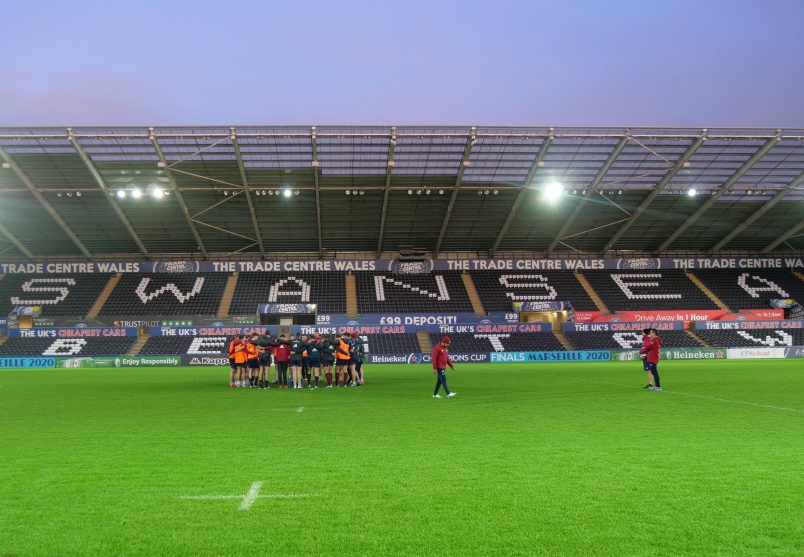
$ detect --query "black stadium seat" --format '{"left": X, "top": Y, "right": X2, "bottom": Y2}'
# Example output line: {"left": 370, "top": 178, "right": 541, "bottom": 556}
{"left": 429, "top": 333, "right": 565, "bottom": 352}
{"left": 696, "top": 328, "right": 804, "bottom": 347}
{"left": 470, "top": 271, "right": 598, "bottom": 311}
{"left": 356, "top": 272, "right": 473, "bottom": 313}
{"left": 693, "top": 270, "right": 804, "bottom": 310}
{"left": 229, "top": 272, "right": 346, "bottom": 315}
{"left": 99, "top": 273, "right": 228, "bottom": 316}
{"left": 0, "top": 337, "right": 136, "bottom": 356}
{"left": 582, "top": 270, "right": 718, "bottom": 311}
{"left": 0, "top": 274, "right": 111, "bottom": 317}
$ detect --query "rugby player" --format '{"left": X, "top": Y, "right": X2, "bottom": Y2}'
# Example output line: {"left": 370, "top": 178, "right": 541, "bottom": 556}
{"left": 640, "top": 328, "right": 654, "bottom": 389}
{"left": 335, "top": 332, "right": 352, "bottom": 387}
{"left": 640, "top": 328, "right": 663, "bottom": 392}
{"left": 246, "top": 333, "right": 261, "bottom": 387}
{"left": 228, "top": 335, "right": 244, "bottom": 387}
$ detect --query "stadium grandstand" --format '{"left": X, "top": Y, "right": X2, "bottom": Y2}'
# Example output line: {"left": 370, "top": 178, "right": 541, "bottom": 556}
{"left": 0, "top": 125, "right": 803, "bottom": 361}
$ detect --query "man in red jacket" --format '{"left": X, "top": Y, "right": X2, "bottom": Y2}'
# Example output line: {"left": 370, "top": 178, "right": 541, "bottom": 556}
{"left": 432, "top": 336, "right": 456, "bottom": 398}
{"left": 639, "top": 328, "right": 662, "bottom": 392}
{"left": 640, "top": 328, "right": 655, "bottom": 389}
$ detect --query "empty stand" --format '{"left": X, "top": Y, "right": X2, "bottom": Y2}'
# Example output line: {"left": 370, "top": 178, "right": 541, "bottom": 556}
{"left": 140, "top": 336, "right": 229, "bottom": 355}
{"left": 229, "top": 272, "right": 346, "bottom": 315}
{"left": 99, "top": 273, "right": 228, "bottom": 316}
{"left": 564, "top": 330, "right": 703, "bottom": 350}
{"left": 362, "top": 334, "right": 421, "bottom": 354}
{"left": 0, "top": 337, "right": 136, "bottom": 356}
{"left": 469, "top": 271, "right": 598, "bottom": 312}
{"left": 428, "top": 333, "right": 565, "bottom": 352}
{"left": 0, "top": 274, "right": 112, "bottom": 317}
{"left": 582, "top": 270, "right": 718, "bottom": 311}
{"left": 696, "top": 328, "right": 804, "bottom": 347}
{"left": 356, "top": 272, "right": 473, "bottom": 313}
{"left": 694, "top": 270, "right": 804, "bottom": 310}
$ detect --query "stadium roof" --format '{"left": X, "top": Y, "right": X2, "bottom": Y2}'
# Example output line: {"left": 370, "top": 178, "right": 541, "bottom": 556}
{"left": 0, "top": 125, "right": 803, "bottom": 259}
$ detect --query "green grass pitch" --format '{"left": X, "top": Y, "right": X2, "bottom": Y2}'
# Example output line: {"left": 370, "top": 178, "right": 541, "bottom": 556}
{"left": 1, "top": 360, "right": 802, "bottom": 556}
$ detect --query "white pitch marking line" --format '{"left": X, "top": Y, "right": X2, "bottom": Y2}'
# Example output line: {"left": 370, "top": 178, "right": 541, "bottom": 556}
{"left": 297, "top": 406, "right": 304, "bottom": 413}
{"left": 179, "top": 481, "right": 316, "bottom": 511}
{"left": 239, "top": 481, "right": 262, "bottom": 510}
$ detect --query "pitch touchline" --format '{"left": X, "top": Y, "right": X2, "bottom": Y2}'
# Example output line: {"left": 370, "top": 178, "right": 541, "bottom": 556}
{"left": 544, "top": 374, "right": 804, "bottom": 414}
{"left": 179, "top": 481, "right": 316, "bottom": 511}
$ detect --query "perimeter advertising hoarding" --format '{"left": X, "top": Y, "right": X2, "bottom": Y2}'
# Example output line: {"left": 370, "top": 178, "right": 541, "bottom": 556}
{"left": 9, "top": 327, "right": 138, "bottom": 338}
{"left": 695, "top": 320, "right": 804, "bottom": 330}
{"left": 54, "top": 356, "right": 182, "bottom": 368}
{"left": 726, "top": 347, "right": 786, "bottom": 359}
{"left": 490, "top": 351, "right": 610, "bottom": 363}
{"left": 0, "top": 357, "right": 55, "bottom": 368}
{"left": 3, "top": 257, "right": 802, "bottom": 275}
{"left": 611, "top": 348, "right": 727, "bottom": 361}
{"left": 317, "top": 312, "right": 520, "bottom": 327}
{"left": 564, "top": 322, "right": 685, "bottom": 332}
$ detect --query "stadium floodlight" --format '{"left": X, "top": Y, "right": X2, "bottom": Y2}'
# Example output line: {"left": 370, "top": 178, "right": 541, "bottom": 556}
{"left": 438, "top": 189, "right": 444, "bottom": 195}
{"left": 407, "top": 189, "right": 413, "bottom": 195}
{"left": 687, "top": 188, "right": 697, "bottom": 197}
{"left": 416, "top": 189, "right": 422, "bottom": 195}
{"left": 151, "top": 187, "right": 164, "bottom": 199}
{"left": 358, "top": 190, "right": 365, "bottom": 196}
{"left": 75, "top": 191, "right": 82, "bottom": 198}
{"left": 345, "top": 190, "right": 351, "bottom": 195}
{"left": 66, "top": 192, "right": 72, "bottom": 197}
{"left": 425, "top": 189, "right": 431, "bottom": 195}
{"left": 294, "top": 190, "right": 300, "bottom": 196}
{"left": 352, "top": 190, "right": 358, "bottom": 195}
{"left": 116, "top": 190, "right": 126, "bottom": 199}
{"left": 131, "top": 188, "right": 142, "bottom": 199}
{"left": 283, "top": 189, "right": 292, "bottom": 198}
{"left": 544, "top": 182, "right": 564, "bottom": 201}
{"left": 57, "top": 192, "right": 62, "bottom": 197}
{"left": 492, "top": 189, "right": 499, "bottom": 195}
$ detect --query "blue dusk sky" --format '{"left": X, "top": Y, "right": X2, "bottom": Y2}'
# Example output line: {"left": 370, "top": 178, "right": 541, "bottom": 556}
{"left": 1, "top": 0, "right": 802, "bottom": 127}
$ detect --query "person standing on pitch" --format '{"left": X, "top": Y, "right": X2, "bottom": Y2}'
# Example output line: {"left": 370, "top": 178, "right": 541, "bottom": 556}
{"left": 432, "top": 336, "right": 456, "bottom": 398}
{"left": 640, "top": 328, "right": 654, "bottom": 389}
{"left": 640, "top": 328, "right": 663, "bottom": 391}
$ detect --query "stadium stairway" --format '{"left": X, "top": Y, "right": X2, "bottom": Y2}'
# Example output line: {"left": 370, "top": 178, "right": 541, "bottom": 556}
{"left": 553, "top": 330, "right": 575, "bottom": 351}
{"left": 345, "top": 274, "right": 358, "bottom": 316}
{"left": 461, "top": 273, "right": 486, "bottom": 315}
{"left": 685, "top": 328, "right": 711, "bottom": 347}
{"left": 217, "top": 273, "right": 239, "bottom": 317}
{"left": 86, "top": 273, "right": 122, "bottom": 319}
{"left": 127, "top": 334, "right": 150, "bottom": 356}
{"left": 794, "top": 270, "right": 804, "bottom": 283}
{"left": 417, "top": 331, "right": 433, "bottom": 353}
{"left": 686, "top": 271, "right": 731, "bottom": 312}
{"left": 575, "top": 272, "right": 610, "bottom": 314}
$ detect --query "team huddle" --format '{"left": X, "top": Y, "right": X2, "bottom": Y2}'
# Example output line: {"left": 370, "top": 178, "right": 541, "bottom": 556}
{"left": 227, "top": 331, "right": 365, "bottom": 389}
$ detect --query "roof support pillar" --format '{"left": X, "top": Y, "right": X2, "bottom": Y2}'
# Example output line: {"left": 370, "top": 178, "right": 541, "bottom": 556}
{"left": 0, "top": 219, "right": 34, "bottom": 258}
{"left": 231, "top": 128, "right": 266, "bottom": 257}
{"left": 710, "top": 168, "right": 804, "bottom": 252}
{"left": 657, "top": 135, "right": 778, "bottom": 253}
{"left": 68, "top": 131, "right": 150, "bottom": 258}
{"left": 490, "top": 134, "right": 553, "bottom": 256}
{"left": 376, "top": 127, "right": 397, "bottom": 255}
{"left": 603, "top": 132, "right": 707, "bottom": 252}
{"left": 149, "top": 130, "right": 209, "bottom": 258}
{"left": 434, "top": 128, "right": 476, "bottom": 254}
{"left": 547, "top": 133, "right": 629, "bottom": 253}
{"left": 762, "top": 220, "right": 804, "bottom": 253}
{"left": 310, "top": 128, "right": 324, "bottom": 256}
{"left": 0, "top": 145, "right": 92, "bottom": 258}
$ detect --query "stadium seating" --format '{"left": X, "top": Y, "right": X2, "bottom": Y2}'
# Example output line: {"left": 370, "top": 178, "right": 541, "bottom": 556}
{"left": 99, "top": 273, "right": 228, "bottom": 316}
{"left": 564, "top": 330, "right": 703, "bottom": 350}
{"left": 0, "top": 274, "right": 111, "bottom": 317}
{"left": 355, "top": 272, "right": 473, "bottom": 313}
{"left": 582, "top": 270, "right": 718, "bottom": 311}
{"left": 362, "top": 334, "right": 421, "bottom": 354}
{"left": 693, "top": 270, "right": 804, "bottom": 310}
{"left": 139, "top": 336, "right": 228, "bottom": 356}
{"left": 470, "top": 271, "right": 598, "bottom": 311}
{"left": 429, "top": 333, "right": 565, "bottom": 352}
{"left": 0, "top": 336, "right": 136, "bottom": 356}
{"left": 229, "top": 272, "right": 346, "bottom": 315}
{"left": 695, "top": 328, "right": 804, "bottom": 347}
